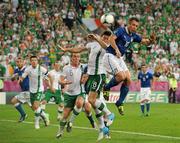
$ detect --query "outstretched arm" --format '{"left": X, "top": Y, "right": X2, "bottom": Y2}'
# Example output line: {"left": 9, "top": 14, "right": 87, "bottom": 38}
{"left": 59, "top": 76, "right": 72, "bottom": 86}
{"left": 108, "top": 35, "right": 121, "bottom": 58}
{"left": 87, "top": 34, "right": 108, "bottom": 49}
{"left": 59, "top": 46, "right": 86, "bottom": 53}
{"left": 18, "top": 69, "right": 29, "bottom": 83}
{"left": 88, "top": 34, "right": 121, "bottom": 58}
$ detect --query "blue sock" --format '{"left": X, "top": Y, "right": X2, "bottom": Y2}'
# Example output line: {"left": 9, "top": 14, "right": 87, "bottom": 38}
{"left": 15, "top": 103, "right": 26, "bottom": 116}
{"left": 115, "top": 84, "right": 129, "bottom": 106}
{"left": 140, "top": 104, "right": 145, "bottom": 114}
{"left": 146, "top": 103, "right": 150, "bottom": 113}
{"left": 104, "top": 77, "right": 119, "bottom": 91}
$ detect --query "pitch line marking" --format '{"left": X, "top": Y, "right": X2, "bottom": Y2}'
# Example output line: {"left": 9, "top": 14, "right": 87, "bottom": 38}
{"left": 1, "top": 119, "right": 180, "bottom": 140}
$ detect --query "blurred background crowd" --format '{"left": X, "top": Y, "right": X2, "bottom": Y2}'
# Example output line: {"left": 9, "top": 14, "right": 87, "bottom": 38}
{"left": 0, "top": 0, "right": 179, "bottom": 83}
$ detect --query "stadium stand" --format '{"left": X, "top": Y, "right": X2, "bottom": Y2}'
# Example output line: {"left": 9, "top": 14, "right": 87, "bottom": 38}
{"left": 0, "top": 0, "right": 179, "bottom": 99}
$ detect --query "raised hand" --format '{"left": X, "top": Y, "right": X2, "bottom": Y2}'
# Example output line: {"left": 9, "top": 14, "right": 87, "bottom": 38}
{"left": 87, "top": 34, "right": 99, "bottom": 41}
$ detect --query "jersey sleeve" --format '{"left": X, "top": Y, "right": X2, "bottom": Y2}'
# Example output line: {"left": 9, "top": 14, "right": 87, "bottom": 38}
{"left": 41, "top": 66, "right": 48, "bottom": 75}
{"left": 22, "top": 67, "right": 30, "bottom": 78}
{"left": 48, "top": 70, "right": 53, "bottom": 77}
{"left": 85, "top": 43, "right": 91, "bottom": 50}
{"left": 149, "top": 73, "right": 153, "bottom": 80}
{"left": 114, "top": 27, "right": 123, "bottom": 38}
{"left": 14, "top": 69, "right": 18, "bottom": 74}
{"left": 62, "top": 66, "right": 68, "bottom": 77}
{"left": 133, "top": 33, "right": 142, "bottom": 43}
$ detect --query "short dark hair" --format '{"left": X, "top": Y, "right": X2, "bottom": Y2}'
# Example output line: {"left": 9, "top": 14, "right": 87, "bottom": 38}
{"left": 70, "top": 53, "right": 80, "bottom": 58}
{"left": 17, "top": 57, "right": 23, "bottom": 60}
{"left": 16, "top": 57, "right": 23, "bottom": 63}
{"left": 30, "top": 55, "right": 38, "bottom": 60}
{"left": 141, "top": 64, "right": 147, "bottom": 68}
{"left": 101, "top": 30, "right": 112, "bottom": 36}
{"left": 129, "top": 17, "right": 139, "bottom": 23}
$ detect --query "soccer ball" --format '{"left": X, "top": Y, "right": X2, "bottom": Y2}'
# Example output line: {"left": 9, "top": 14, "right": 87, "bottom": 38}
{"left": 100, "top": 14, "right": 115, "bottom": 24}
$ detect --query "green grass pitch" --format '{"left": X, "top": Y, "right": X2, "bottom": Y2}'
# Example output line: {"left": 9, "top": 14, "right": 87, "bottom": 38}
{"left": 0, "top": 103, "right": 180, "bottom": 143}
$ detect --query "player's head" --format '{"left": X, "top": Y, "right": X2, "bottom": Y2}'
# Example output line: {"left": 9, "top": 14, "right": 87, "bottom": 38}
{"left": 128, "top": 17, "right": 139, "bottom": 33}
{"left": 70, "top": 53, "right": 80, "bottom": 67}
{"left": 141, "top": 64, "right": 147, "bottom": 73}
{"left": 16, "top": 57, "right": 24, "bottom": 69}
{"left": 30, "top": 55, "right": 38, "bottom": 68}
{"left": 53, "top": 61, "right": 61, "bottom": 71}
{"left": 101, "top": 30, "right": 112, "bottom": 44}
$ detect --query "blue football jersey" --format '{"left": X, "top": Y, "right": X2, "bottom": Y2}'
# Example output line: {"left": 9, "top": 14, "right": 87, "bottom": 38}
{"left": 106, "top": 27, "right": 142, "bottom": 56}
{"left": 138, "top": 72, "right": 153, "bottom": 88}
{"left": 14, "top": 66, "right": 29, "bottom": 91}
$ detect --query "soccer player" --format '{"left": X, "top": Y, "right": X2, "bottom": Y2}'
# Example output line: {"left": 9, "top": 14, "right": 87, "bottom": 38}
{"left": 19, "top": 55, "right": 53, "bottom": 129}
{"left": 56, "top": 53, "right": 87, "bottom": 138}
{"left": 41, "top": 61, "right": 64, "bottom": 121}
{"left": 80, "top": 65, "right": 97, "bottom": 129}
{"left": 11, "top": 57, "right": 30, "bottom": 122}
{"left": 93, "top": 17, "right": 156, "bottom": 115}
{"left": 138, "top": 64, "right": 154, "bottom": 116}
{"left": 60, "top": 31, "right": 114, "bottom": 141}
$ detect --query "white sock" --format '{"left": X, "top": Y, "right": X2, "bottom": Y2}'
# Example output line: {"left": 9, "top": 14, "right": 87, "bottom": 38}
{"left": 95, "top": 108, "right": 105, "bottom": 129}
{"left": 58, "top": 106, "right": 64, "bottom": 116}
{"left": 69, "top": 106, "right": 82, "bottom": 123}
{"left": 95, "top": 99, "right": 111, "bottom": 116}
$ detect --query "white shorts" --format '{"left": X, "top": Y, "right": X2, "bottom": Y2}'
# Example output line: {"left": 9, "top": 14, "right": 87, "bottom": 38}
{"left": 140, "top": 87, "right": 151, "bottom": 102}
{"left": 103, "top": 53, "right": 128, "bottom": 75}
{"left": 15, "top": 91, "right": 31, "bottom": 106}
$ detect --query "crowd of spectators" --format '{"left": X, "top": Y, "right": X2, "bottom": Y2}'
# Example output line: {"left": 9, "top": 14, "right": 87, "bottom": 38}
{"left": 0, "top": 0, "right": 179, "bottom": 83}
{"left": 74, "top": 0, "right": 179, "bottom": 81}
{"left": 0, "top": 0, "right": 87, "bottom": 79}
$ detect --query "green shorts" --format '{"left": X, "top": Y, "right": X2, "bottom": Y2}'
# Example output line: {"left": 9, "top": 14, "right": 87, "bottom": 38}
{"left": 64, "top": 92, "right": 85, "bottom": 109}
{"left": 86, "top": 74, "right": 106, "bottom": 96}
{"left": 44, "top": 89, "right": 63, "bottom": 104}
{"left": 30, "top": 92, "right": 44, "bottom": 104}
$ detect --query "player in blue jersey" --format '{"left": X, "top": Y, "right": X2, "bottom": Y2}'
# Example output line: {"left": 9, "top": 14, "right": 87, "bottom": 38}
{"left": 93, "top": 17, "right": 156, "bottom": 115}
{"left": 138, "top": 64, "right": 154, "bottom": 116}
{"left": 11, "top": 57, "right": 30, "bottom": 122}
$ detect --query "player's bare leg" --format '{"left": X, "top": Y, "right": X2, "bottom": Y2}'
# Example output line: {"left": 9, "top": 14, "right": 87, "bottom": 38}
{"left": 84, "top": 101, "right": 96, "bottom": 128}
